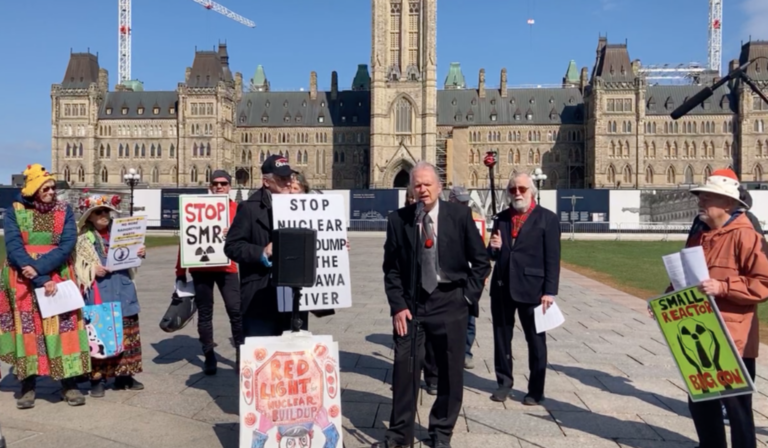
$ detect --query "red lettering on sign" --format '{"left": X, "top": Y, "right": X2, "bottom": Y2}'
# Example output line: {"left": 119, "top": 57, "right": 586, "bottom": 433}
{"left": 184, "top": 202, "right": 226, "bottom": 223}
{"left": 661, "top": 312, "right": 670, "bottom": 323}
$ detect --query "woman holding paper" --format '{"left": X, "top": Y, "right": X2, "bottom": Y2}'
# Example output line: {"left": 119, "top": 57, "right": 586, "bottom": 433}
{"left": 682, "top": 168, "right": 768, "bottom": 448}
{"left": 73, "top": 194, "right": 146, "bottom": 398}
{"left": 0, "top": 164, "right": 90, "bottom": 409}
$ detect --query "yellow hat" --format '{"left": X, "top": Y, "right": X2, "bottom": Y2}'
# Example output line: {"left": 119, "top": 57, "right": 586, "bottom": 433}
{"left": 21, "top": 164, "right": 56, "bottom": 197}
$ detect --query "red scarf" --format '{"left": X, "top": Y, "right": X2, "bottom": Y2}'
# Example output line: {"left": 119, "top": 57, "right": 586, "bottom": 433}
{"left": 511, "top": 200, "right": 536, "bottom": 238}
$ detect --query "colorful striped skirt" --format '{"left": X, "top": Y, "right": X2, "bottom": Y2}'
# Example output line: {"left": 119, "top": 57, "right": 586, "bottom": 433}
{"left": 90, "top": 315, "right": 143, "bottom": 380}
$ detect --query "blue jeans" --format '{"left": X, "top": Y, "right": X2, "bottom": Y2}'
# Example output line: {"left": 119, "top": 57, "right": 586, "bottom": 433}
{"left": 466, "top": 315, "right": 476, "bottom": 358}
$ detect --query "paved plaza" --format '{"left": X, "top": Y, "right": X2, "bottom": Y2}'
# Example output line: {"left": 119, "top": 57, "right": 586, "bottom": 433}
{"left": 1, "top": 235, "right": 768, "bottom": 447}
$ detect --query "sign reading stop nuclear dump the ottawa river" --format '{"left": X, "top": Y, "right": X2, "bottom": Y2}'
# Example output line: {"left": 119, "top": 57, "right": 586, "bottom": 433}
{"left": 271, "top": 194, "right": 352, "bottom": 311}
{"left": 179, "top": 194, "right": 231, "bottom": 268}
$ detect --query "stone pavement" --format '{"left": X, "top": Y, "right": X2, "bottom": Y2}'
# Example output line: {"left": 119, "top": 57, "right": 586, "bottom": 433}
{"left": 1, "top": 235, "right": 768, "bottom": 447}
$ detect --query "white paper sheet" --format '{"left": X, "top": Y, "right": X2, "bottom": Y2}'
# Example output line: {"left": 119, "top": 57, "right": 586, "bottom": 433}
{"left": 680, "top": 246, "right": 711, "bottom": 285}
{"left": 534, "top": 302, "right": 565, "bottom": 334}
{"left": 662, "top": 252, "right": 687, "bottom": 291}
{"left": 35, "top": 280, "right": 85, "bottom": 319}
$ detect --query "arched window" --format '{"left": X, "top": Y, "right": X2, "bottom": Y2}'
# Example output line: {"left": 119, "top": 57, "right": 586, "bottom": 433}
{"left": 171, "top": 166, "right": 178, "bottom": 184}
{"left": 684, "top": 165, "right": 694, "bottom": 184}
{"left": 151, "top": 167, "right": 159, "bottom": 183}
{"left": 79, "top": 143, "right": 83, "bottom": 157}
{"left": 666, "top": 166, "right": 676, "bottom": 184}
{"left": 607, "top": 165, "right": 616, "bottom": 185}
{"left": 534, "top": 149, "right": 541, "bottom": 164}
{"left": 106, "top": 144, "right": 111, "bottom": 158}
{"left": 206, "top": 143, "right": 211, "bottom": 157}
{"left": 622, "top": 165, "right": 632, "bottom": 184}
{"left": 205, "top": 167, "right": 212, "bottom": 184}
{"left": 190, "top": 166, "right": 198, "bottom": 183}
{"left": 507, "top": 149, "right": 513, "bottom": 164}
{"left": 100, "top": 167, "right": 108, "bottom": 183}
{"left": 99, "top": 144, "right": 105, "bottom": 158}
{"left": 528, "top": 149, "right": 534, "bottom": 164}
{"left": 704, "top": 165, "right": 712, "bottom": 179}
{"left": 645, "top": 165, "right": 654, "bottom": 184}
{"left": 394, "top": 98, "right": 413, "bottom": 134}
{"left": 63, "top": 166, "right": 71, "bottom": 182}
{"left": 77, "top": 166, "right": 85, "bottom": 183}
{"left": 169, "top": 144, "right": 175, "bottom": 158}
{"left": 470, "top": 171, "right": 478, "bottom": 187}
{"left": 302, "top": 150, "right": 308, "bottom": 164}
{"left": 134, "top": 144, "right": 140, "bottom": 158}
{"left": 755, "top": 164, "right": 764, "bottom": 182}
{"left": 157, "top": 144, "right": 161, "bottom": 158}
{"left": 514, "top": 149, "right": 520, "bottom": 164}
{"left": 120, "top": 167, "right": 127, "bottom": 179}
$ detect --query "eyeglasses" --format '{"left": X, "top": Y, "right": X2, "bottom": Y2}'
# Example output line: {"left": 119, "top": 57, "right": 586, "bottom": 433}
{"left": 508, "top": 186, "right": 529, "bottom": 195}
{"left": 93, "top": 209, "right": 110, "bottom": 216}
{"left": 211, "top": 181, "right": 229, "bottom": 187}
{"left": 40, "top": 185, "right": 56, "bottom": 193}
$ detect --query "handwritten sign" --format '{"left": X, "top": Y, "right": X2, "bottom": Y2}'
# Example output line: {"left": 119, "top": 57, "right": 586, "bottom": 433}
{"left": 272, "top": 195, "right": 352, "bottom": 311}
{"left": 240, "top": 334, "right": 342, "bottom": 448}
{"left": 105, "top": 216, "right": 147, "bottom": 271}
{"left": 648, "top": 286, "right": 755, "bottom": 402}
{"left": 179, "top": 194, "right": 230, "bottom": 268}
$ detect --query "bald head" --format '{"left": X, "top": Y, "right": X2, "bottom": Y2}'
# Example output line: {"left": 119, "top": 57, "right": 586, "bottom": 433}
{"left": 410, "top": 161, "right": 442, "bottom": 211}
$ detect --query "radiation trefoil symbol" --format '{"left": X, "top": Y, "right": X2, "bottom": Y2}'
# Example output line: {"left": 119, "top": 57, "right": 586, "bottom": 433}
{"left": 676, "top": 318, "right": 730, "bottom": 393}
{"left": 195, "top": 245, "right": 216, "bottom": 262}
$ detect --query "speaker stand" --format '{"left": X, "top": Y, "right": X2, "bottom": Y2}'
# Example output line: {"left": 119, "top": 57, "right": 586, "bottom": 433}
{"left": 291, "top": 287, "right": 303, "bottom": 333}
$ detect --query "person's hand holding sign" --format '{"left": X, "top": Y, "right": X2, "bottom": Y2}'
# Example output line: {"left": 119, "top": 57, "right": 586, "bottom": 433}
{"left": 699, "top": 279, "right": 725, "bottom": 297}
{"left": 489, "top": 230, "right": 502, "bottom": 249}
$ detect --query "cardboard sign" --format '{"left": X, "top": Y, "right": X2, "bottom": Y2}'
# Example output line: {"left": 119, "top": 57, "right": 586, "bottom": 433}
{"left": 105, "top": 216, "right": 147, "bottom": 271}
{"left": 271, "top": 194, "right": 352, "bottom": 311}
{"left": 648, "top": 286, "right": 755, "bottom": 402}
{"left": 240, "top": 333, "right": 342, "bottom": 448}
{"left": 179, "top": 194, "right": 230, "bottom": 268}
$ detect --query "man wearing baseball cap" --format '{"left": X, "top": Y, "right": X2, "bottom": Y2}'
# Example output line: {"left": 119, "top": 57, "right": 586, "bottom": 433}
{"left": 175, "top": 169, "right": 241, "bottom": 375}
{"left": 224, "top": 155, "right": 302, "bottom": 339}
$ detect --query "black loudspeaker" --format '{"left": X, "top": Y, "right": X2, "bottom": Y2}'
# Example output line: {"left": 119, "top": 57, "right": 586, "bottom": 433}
{"left": 272, "top": 228, "right": 317, "bottom": 288}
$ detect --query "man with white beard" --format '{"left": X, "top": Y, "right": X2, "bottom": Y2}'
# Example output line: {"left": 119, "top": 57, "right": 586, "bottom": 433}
{"left": 487, "top": 173, "right": 561, "bottom": 404}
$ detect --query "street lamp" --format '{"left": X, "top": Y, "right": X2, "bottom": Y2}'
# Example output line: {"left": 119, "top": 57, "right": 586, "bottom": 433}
{"left": 532, "top": 167, "right": 547, "bottom": 204}
{"left": 123, "top": 168, "right": 140, "bottom": 216}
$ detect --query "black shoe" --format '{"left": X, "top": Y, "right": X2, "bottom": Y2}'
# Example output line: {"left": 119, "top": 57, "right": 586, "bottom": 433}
{"left": 61, "top": 379, "right": 86, "bottom": 406}
{"left": 90, "top": 380, "right": 105, "bottom": 398}
{"left": 16, "top": 377, "right": 36, "bottom": 410}
{"left": 425, "top": 383, "right": 437, "bottom": 396}
{"left": 433, "top": 439, "right": 451, "bottom": 448}
{"left": 115, "top": 376, "right": 145, "bottom": 391}
{"left": 522, "top": 395, "right": 543, "bottom": 406}
{"left": 490, "top": 387, "right": 511, "bottom": 402}
{"left": 204, "top": 350, "right": 218, "bottom": 375}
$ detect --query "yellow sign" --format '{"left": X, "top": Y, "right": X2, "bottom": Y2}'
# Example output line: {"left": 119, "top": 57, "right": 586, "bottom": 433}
{"left": 648, "top": 286, "right": 755, "bottom": 402}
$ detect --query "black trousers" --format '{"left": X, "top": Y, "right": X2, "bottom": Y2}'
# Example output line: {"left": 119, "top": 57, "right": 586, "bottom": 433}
{"left": 242, "top": 287, "right": 309, "bottom": 337}
{"left": 491, "top": 296, "right": 547, "bottom": 399}
{"left": 191, "top": 271, "right": 243, "bottom": 352}
{"left": 423, "top": 339, "right": 438, "bottom": 387}
{"left": 688, "top": 357, "right": 757, "bottom": 448}
{"left": 387, "top": 284, "right": 467, "bottom": 445}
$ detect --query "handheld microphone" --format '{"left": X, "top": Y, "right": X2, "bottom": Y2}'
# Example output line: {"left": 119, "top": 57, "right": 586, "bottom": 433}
{"left": 414, "top": 200, "right": 425, "bottom": 225}
{"left": 670, "top": 59, "right": 754, "bottom": 120}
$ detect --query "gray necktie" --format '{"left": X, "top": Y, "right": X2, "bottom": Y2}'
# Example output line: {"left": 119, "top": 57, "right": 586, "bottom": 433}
{"left": 421, "top": 214, "right": 438, "bottom": 294}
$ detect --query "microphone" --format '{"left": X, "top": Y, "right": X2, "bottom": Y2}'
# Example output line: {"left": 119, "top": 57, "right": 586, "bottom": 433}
{"left": 670, "top": 59, "right": 754, "bottom": 120}
{"left": 414, "top": 200, "right": 425, "bottom": 225}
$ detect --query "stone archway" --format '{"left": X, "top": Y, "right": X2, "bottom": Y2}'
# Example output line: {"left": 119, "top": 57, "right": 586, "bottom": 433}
{"left": 235, "top": 168, "right": 250, "bottom": 187}
{"left": 393, "top": 169, "right": 410, "bottom": 188}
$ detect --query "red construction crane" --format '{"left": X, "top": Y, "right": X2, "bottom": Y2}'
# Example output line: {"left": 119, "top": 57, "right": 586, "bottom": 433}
{"left": 118, "top": 0, "right": 255, "bottom": 84}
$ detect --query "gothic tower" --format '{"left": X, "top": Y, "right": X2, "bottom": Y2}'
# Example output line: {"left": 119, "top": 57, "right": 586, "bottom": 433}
{"left": 369, "top": 0, "right": 437, "bottom": 188}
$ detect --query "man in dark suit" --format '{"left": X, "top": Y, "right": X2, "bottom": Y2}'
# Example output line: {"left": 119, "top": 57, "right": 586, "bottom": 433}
{"left": 373, "top": 162, "right": 491, "bottom": 448}
{"left": 223, "top": 155, "right": 302, "bottom": 338}
{"left": 488, "top": 173, "right": 561, "bottom": 405}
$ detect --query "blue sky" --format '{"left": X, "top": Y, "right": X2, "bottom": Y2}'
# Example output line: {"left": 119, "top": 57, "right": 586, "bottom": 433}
{"left": 0, "top": 0, "right": 766, "bottom": 184}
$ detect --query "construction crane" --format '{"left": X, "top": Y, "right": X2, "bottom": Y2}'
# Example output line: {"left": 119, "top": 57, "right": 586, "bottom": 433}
{"left": 118, "top": 0, "right": 255, "bottom": 84}
{"left": 638, "top": 0, "right": 722, "bottom": 84}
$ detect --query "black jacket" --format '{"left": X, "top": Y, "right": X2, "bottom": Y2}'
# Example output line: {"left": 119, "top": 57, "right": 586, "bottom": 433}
{"left": 382, "top": 200, "right": 491, "bottom": 317}
{"left": 223, "top": 187, "right": 275, "bottom": 314}
{"left": 488, "top": 205, "right": 561, "bottom": 304}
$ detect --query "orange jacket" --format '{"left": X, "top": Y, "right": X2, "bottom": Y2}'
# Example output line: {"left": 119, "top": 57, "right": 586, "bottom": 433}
{"left": 175, "top": 199, "right": 239, "bottom": 277}
{"left": 686, "top": 213, "right": 768, "bottom": 357}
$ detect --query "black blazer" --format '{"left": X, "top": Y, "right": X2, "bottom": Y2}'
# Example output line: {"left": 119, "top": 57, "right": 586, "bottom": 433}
{"left": 383, "top": 200, "right": 491, "bottom": 317}
{"left": 223, "top": 187, "right": 274, "bottom": 314}
{"left": 488, "top": 205, "right": 561, "bottom": 304}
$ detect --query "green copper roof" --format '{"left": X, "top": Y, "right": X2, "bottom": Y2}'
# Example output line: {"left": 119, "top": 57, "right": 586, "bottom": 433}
{"left": 251, "top": 65, "right": 267, "bottom": 87}
{"left": 444, "top": 62, "right": 466, "bottom": 89}
{"left": 120, "top": 79, "right": 144, "bottom": 91}
{"left": 565, "top": 60, "right": 579, "bottom": 83}
{"left": 352, "top": 64, "right": 370, "bottom": 91}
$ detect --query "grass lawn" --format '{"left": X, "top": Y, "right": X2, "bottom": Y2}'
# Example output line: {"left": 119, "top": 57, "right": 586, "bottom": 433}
{"left": 0, "top": 235, "right": 178, "bottom": 262}
{"left": 561, "top": 240, "right": 768, "bottom": 342}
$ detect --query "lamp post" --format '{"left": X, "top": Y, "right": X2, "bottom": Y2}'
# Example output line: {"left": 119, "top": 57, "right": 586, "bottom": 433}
{"left": 123, "top": 168, "right": 140, "bottom": 216}
{"left": 532, "top": 167, "right": 547, "bottom": 204}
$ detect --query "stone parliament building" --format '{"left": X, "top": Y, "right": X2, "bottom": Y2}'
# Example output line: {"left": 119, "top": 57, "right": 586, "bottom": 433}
{"left": 50, "top": 0, "right": 768, "bottom": 190}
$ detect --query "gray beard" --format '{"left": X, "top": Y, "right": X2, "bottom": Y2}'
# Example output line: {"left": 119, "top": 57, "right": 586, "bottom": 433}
{"left": 512, "top": 199, "right": 530, "bottom": 213}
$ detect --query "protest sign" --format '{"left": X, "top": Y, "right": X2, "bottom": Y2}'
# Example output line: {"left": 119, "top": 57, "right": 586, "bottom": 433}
{"left": 272, "top": 194, "right": 351, "bottom": 311}
{"left": 648, "top": 286, "right": 755, "bottom": 402}
{"left": 105, "top": 216, "right": 147, "bottom": 271}
{"left": 474, "top": 218, "right": 486, "bottom": 241}
{"left": 179, "top": 194, "right": 230, "bottom": 268}
{"left": 240, "top": 333, "right": 342, "bottom": 448}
